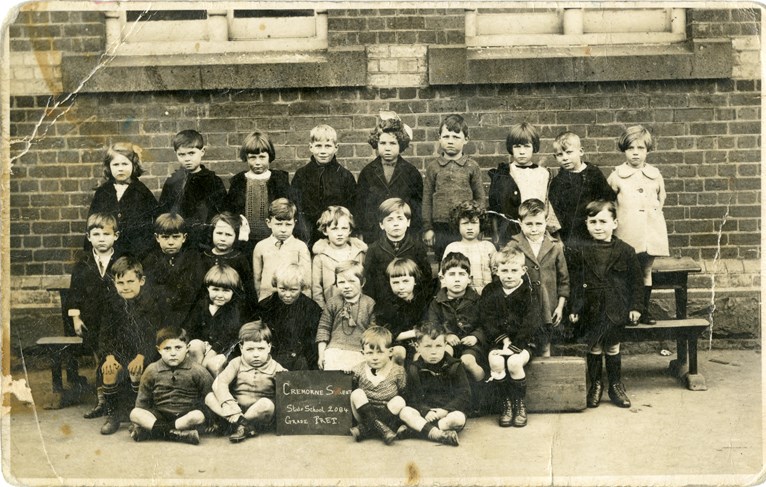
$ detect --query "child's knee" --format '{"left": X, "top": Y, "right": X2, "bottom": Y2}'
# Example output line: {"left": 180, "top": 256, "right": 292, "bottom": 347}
{"left": 101, "top": 362, "right": 123, "bottom": 385}
{"left": 257, "top": 398, "right": 276, "bottom": 415}
{"left": 605, "top": 343, "right": 620, "bottom": 355}
{"left": 187, "top": 340, "right": 205, "bottom": 361}
{"left": 350, "top": 389, "right": 368, "bottom": 407}
{"left": 387, "top": 396, "right": 405, "bottom": 414}
{"left": 506, "top": 353, "right": 529, "bottom": 375}
{"left": 184, "top": 410, "right": 206, "bottom": 426}
{"left": 392, "top": 346, "right": 407, "bottom": 365}
{"left": 399, "top": 406, "right": 419, "bottom": 423}
{"left": 488, "top": 351, "right": 505, "bottom": 371}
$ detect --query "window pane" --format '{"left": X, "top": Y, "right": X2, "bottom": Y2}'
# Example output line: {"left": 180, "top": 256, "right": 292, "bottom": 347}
{"left": 233, "top": 10, "right": 314, "bottom": 18}
{"left": 583, "top": 8, "right": 670, "bottom": 33}
{"left": 126, "top": 10, "right": 207, "bottom": 22}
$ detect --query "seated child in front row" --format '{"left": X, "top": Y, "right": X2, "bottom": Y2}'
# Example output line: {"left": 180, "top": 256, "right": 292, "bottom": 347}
{"left": 399, "top": 322, "right": 467, "bottom": 447}
{"left": 129, "top": 327, "right": 213, "bottom": 445}
{"left": 424, "top": 252, "right": 487, "bottom": 383}
{"left": 480, "top": 247, "right": 536, "bottom": 428}
{"left": 259, "top": 264, "right": 322, "bottom": 370}
{"left": 363, "top": 197, "right": 433, "bottom": 304}
{"left": 506, "top": 198, "right": 569, "bottom": 357}
{"left": 205, "top": 321, "right": 286, "bottom": 443}
{"left": 312, "top": 205, "right": 368, "bottom": 310}
{"left": 349, "top": 326, "right": 407, "bottom": 445}
{"left": 568, "top": 200, "right": 643, "bottom": 410}
{"left": 443, "top": 200, "right": 496, "bottom": 294}
{"left": 253, "top": 198, "right": 312, "bottom": 301}
{"left": 187, "top": 265, "right": 254, "bottom": 376}
{"left": 316, "top": 261, "right": 376, "bottom": 371}
{"left": 373, "top": 258, "right": 430, "bottom": 365}
{"left": 142, "top": 213, "right": 205, "bottom": 329}
{"left": 97, "top": 256, "right": 160, "bottom": 435}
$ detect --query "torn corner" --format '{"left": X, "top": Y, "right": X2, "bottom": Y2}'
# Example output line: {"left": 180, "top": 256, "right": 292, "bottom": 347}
{"left": 2, "top": 375, "right": 34, "bottom": 405}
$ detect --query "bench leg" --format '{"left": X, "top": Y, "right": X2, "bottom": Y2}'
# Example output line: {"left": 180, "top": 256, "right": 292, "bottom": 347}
{"left": 685, "top": 332, "right": 707, "bottom": 391}
{"left": 669, "top": 337, "right": 689, "bottom": 379}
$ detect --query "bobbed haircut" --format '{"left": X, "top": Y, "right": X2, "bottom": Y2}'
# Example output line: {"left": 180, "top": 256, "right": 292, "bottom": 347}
{"left": 86, "top": 212, "right": 118, "bottom": 234}
{"left": 585, "top": 199, "right": 617, "bottom": 220}
{"left": 439, "top": 114, "right": 469, "bottom": 138}
{"left": 449, "top": 200, "right": 484, "bottom": 230}
{"left": 103, "top": 142, "right": 144, "bottom": 181}
{"left": 415, "top": 321, "right": 447, "bottom": 343}
{"left": 239, "top": 320, "right": 272, "bottom": 344}
{"left": 317, "top": 205, "right": 355, "bottom": 234}
{"left": 271, "top": 263, "right": 308, "bottom": 290}
{"left": 156, "top": 327, "right": 188, "bottom": 347}
{"left": 518, "top": 198, "right": 547, "bottom": 220}
{"left": 506, "top": 122, "right": 541, "bottom": 154}
{"left": 154, "top": 213, "right": 186, "bottom": 234}
{"left": 210, "top": 212, "right": 241, "bottom": 237}
{"left": 361, "top": 325, "right": 393, "bottom": 351}
{"left": 111, "top": 255, "right": 144, "bottom": 280}
{"left": 172, "top": 129, "right": 204, "bottom": 151}
{"left": 204, "top": 264, "right": 242, "bottom": 291}
{"left": 439, "top": 251, "right": 471, "bottom": 275}
{"left": 239, "top": 131, "right": 276, "bottom": 163}
{"left": 268, "top": 198, "right": 297, "bottom": 221}
{"left": 552, "top": 131, "right": 581, "bottom": 152}
{"left": 385, "top": 258, "right": 421, "bottom": 280}
{"left": 368, "top": 118, "right": 411, "bottom": 152}
{"left": 377, "top": 197, "right": 411, "bottom": 223}
{"left": 618, "top": 125, "right": 654, "bottom": 152}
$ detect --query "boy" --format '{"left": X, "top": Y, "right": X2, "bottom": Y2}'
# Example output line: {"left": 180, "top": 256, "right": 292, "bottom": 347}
{"left": 142, "top": 213, "right": 205, "bottom": 329}
{"left": 363, "top": 198, "right": 433, "bottom": 304}
{"left": 289, "top": 124, "right": 357, "bottom": 246}
{"left": 129, "top": 327, "right": 213, "bottom": 445}
{"left": 252, "top": 198, "right": 312, "bottom": 301}
{"left": 488, "top": 122, "right": 554, "bottom": 246}
{"left": 349, "top": 326, "right": 407, "bottom": 445}
{"left": 67, "top": 213, "right": 121, "bottom": 416}
{"left": 506, "top": 199, "right": 569, "bottom": 357}
{"left": 422, "top": 114, "right": 486, "bottom": 260}
{"left": 356, "top": 114, "right": 423, "bottom": 243}
{"left": 158, "top": 129, "right": 226, "bottom": 248}
{"left": 258, "top": 264, "right": 322, "bottom": 370}
{"left": 399, "top": 322, "right": 466, "bottom": 446}
{"left": 480, "top": 246, "right": 536, "bottom": 427}
{"left": 549, "top": 131, "right": 615, "bottom": 248}
{"left": 97, "top": 256, "right": 160, "bottom": 435}
{"left": 424, "top": 252, "right": 486, "bottom": 384}
{"left": 205, "top": 321, "right": 286, "bottom": 443}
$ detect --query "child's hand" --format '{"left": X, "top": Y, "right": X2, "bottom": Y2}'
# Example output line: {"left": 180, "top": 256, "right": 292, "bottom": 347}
{"left": 461, "top": 336, "right": 478, "bottom": 347}
{"left": 238, "top": 215, "right": 251, "bottom": 241}
{"left": 102, "top": 355, "right": 119, "bottom": 375}
{"left": 317, "top": 352, "right": 325, "bottom": 370}
{"left": 425, "top": 408, "right": 447, "bottom": 422}
{"left": 423, "top": 230, "right": 435, "bottom": 247}
{"left": 446, "top": 334, "right": 460, "bottom": 347}
{"left": 629, "top": 310, "right": 641, "bottom": 325}
{"left": 552, "top": 306, "right": 565, "bottom": 327}
{"left": 127, "top": 355, "right": 144, "bottom": 376}
{"left": 227, "top": 413, "right": 243, "bottom": 424}
{"left": 569, "top": 314, "right": 579, "bottom": 324}
{"left": 72, "top": 316, "right": 87, "bottom": 337}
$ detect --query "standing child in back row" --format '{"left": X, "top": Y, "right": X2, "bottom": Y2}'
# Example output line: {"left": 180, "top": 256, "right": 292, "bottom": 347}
{"left": 422, "top": 114, "right": 486, "bottom": 260}
{"left": 607, "top": 125, "right": 669, "bottom": 324}
{"left": 488, "top": 122, "right": 554, "bottom": 247}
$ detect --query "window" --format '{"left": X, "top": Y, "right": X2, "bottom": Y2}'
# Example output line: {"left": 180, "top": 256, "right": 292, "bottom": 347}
{"left": 105, "top": 6, "right": 328, "bottom": 56}
{"left": 466, "top": 7, "right": 686, "bottom": 47}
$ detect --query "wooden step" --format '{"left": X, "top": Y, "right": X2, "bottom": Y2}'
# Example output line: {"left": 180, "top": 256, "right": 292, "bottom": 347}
{"left": 526, "top": 356, "right": 586, "bottom": 413}
{"left": 36, "top": 336, "right": 83, "bottom": 346}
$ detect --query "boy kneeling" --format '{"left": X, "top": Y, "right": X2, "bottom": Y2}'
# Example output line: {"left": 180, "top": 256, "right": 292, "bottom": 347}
{"left": 205, "top": 321, "right": 286, "bottom": 443}
{"left": 129, "top": 327, "right": 213, "bottom": 445}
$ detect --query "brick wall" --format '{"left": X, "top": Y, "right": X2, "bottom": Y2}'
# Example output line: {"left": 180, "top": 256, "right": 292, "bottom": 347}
{"left": 6, "top": 6, "right": 762, "bottom": 346}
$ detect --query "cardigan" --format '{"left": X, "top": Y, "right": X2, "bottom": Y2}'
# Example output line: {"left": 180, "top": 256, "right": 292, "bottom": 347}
{"left": 315, "top": 294, "right": 376, "bottom": 352}
{"left": 355, "top": 156, "right": 424, "bottom": 241}
{"left": 87, "top": 179, "right": 158, "bottom": 257}
{"left": 224, "top": 169, "right": 290, "bottom": 238}
{"left": 311, "top": 237, "right": 367, "bottom": 309}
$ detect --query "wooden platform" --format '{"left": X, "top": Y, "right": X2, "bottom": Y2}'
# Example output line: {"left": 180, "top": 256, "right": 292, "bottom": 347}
{"left": 526, "top": 356, "right": 587, "bottom": 413}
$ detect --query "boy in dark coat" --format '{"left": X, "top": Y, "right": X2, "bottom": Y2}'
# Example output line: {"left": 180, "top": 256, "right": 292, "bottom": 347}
{"left": 158, "top": 129, "right": 226, "bottom": 249}
{"left": 356, "top": 116, "right": 423, "bottom": 243}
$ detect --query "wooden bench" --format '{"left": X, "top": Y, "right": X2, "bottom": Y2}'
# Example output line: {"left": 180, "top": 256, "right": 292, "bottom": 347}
{"left": 621, "top": 256, "right": 710, "bottom": 391}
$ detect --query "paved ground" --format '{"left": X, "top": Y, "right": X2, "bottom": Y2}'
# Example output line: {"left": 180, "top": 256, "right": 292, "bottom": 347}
{"left": 3, "top": 349, "right": 764, "bottom": 486}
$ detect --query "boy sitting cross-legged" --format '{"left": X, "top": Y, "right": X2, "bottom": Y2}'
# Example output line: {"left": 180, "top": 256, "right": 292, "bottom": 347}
{"left": 398, "top": 322, "right": 466, "bottom": 446}
{"left": 129, "top": 327, "right": 213, "bottom": 445}
{"left": 205, "top": 321, "right": 286, "bottom": 443}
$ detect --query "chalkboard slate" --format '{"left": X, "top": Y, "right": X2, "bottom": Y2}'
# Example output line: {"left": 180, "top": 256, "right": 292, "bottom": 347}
{"left": 275, "top": 370, "right": 353, "bottom": 436}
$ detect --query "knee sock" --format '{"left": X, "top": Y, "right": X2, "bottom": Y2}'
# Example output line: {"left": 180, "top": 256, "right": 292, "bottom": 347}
{"left": 586, "top": 353, "right": 603, "bottom": 385}
{"left": 509, "top": 378, "right": 527, "bottom": 400}
{"left": 605, "top": 353, "right": 622, "bottom": 386}
{"left": 356, "top": 403, "right": 377, "bottom": 428}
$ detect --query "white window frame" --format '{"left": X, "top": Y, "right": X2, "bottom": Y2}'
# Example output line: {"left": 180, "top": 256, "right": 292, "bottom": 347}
{"left": 105, "top": 4, "right": 328, "bottom": 56}
{"left": 466, "top": 7, "right": 686, "bottom": 48}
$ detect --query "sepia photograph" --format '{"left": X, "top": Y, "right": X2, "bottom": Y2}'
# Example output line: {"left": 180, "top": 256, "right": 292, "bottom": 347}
{"left": 1, "top": 1, "right": 763, "bottom": 485}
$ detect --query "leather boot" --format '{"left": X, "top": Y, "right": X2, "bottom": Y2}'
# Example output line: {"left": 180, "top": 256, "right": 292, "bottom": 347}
{"left": 99, "top": 393, "right": 120, "bottom": 435}
{"left": 511, "top": 379, "right": 527, "bottom": 427}
{"left": 606, "top": 354, "right": 631, "bottom": 408}
{"left": 167, "top": 429, "right": 200, "bottom": 445}
{"left": 372, "top": 419, "right": 396, "bottom": 445}
{"left": 498, "top": 396, "right": 514, "bottom": 427}
{"left": 639, "top": 286, "right": 657, "bottom": 324}
{"left": 586, "top": 354, "right": 604, "bottom": 408}
{"left": 84, "top": 387, "right": 106, "bottom": 419}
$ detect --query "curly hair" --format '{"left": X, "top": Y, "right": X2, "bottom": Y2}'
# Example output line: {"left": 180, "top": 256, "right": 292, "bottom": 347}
{"left": 368, "top": 118, "right": 411, "bottom": 152}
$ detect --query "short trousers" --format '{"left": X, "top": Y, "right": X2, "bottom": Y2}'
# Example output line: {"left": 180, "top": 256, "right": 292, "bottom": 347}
{"left": 324, "top": 348, "right": 363, "bottom": 371}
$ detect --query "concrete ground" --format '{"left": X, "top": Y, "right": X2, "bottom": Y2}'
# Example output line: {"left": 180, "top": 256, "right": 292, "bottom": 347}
{"left": 3, "top": 349, "right": 764, "bottom": 486}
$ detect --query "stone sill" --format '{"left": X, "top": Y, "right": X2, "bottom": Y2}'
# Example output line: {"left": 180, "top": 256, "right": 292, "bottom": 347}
{"left": 61, "top": 47, "right": 366, "bottom": 92}
{"left": 429, "top": 39, "right": 733, "bottom": 85}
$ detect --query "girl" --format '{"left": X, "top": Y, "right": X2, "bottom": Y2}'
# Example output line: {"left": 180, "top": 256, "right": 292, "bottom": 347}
{"left": 202, "top": 212, "right": 257, "bottom": 312}
{"left": 87, "top": 142, "right": 157, "bottom": 257}
{"left": 607, "top": 125, "right": 669, "bottom": 324}
{"left": 316, "top": 261, "right": 376, "bottom": 371}
{"left": 311, "top": 206, "right": 367, "bottom": 309}
{"left": 224, "top": 131, "right": 290, "bottom": 254}
{"left": 568, "top": 200, "right": 643, "bottom": 409}
{"left": 443, "top": 200, "right": 497, "bottom": 294}
{"left": 187, "top": 265, "right": 254, "bottom": 376}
